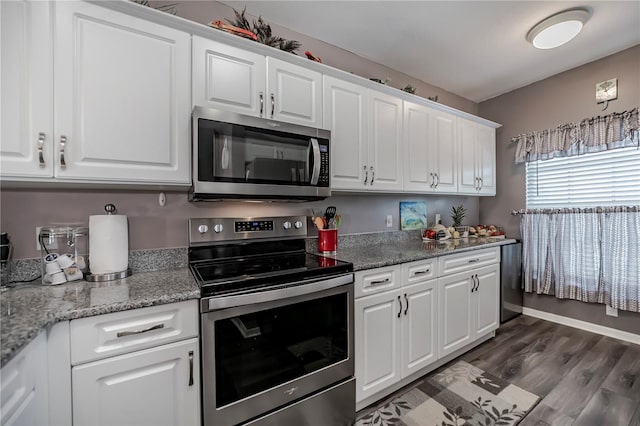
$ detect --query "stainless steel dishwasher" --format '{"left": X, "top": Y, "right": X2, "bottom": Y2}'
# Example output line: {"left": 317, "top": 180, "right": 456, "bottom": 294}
{"left": 500, "top": 241, "right": 523, "bottom": 322}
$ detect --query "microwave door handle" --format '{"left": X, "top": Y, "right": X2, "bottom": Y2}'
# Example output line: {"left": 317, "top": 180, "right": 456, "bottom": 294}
{"left": 310, "top": 138, "right": 321, "bottom": 185}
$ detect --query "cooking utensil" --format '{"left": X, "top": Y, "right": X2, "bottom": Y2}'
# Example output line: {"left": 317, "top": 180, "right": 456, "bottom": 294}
{"left": 314, "top": 216, "right": 325, "bottom": 230}
{"left": 324, "top": 206, "right": 337, "bottom": 228}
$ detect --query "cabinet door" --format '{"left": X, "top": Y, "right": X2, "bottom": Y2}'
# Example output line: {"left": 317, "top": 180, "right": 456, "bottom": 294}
{"left": 0, "top": 332, "right": 48, "bottom": 426}
{"left": 192, "top": 36, "right": 266, "bottom": 117}
{"left": 355, "top": 290, "right": 402, "bottom": 403}
{"left": 438, "top": 272, "right": 473, "bottom": 358}
{"left": 473, "top": 264, "right": 499, "bottom": 337}
{"left": 0, "top": 0, "right": 53, "bottom": 179}
{"left": 401, "top": 280, "right": 438, "bottom": 378}
{"left": 403, "top": 101, "right": 432, "bottom": 192}
{"left": 431, "top": 110, "right": 457, "bottom": 193}
{"left": 72, "top": 338, "right": 200, "bottom": 426}
{"left": 53, "top": 2, "right": 191, "bottom": 184}
{"left": 323, "top": 76, "right": 368, "bottom": 190}
{"left": 457, "top": 117, "right": 478, "bottom": 194}
{"left": 476, "top": 125, "right": 496, "bottom": 195}
{"left": 267, "top": 57, "right": 322, "bottom": 127}
{"left": 368, "top": 90, "right": 403, "bottom": 191}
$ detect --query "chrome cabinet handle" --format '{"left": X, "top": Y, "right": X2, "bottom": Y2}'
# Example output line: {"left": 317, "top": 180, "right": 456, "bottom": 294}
{"left": 38, "top": 132, "right": 46, "bottom": 168}
{"left": 370, "top": 277, "right": 390, "bottom": 285}
{"left": 474, "top": 177, "right": 479, "bottom": 191}
{"left": 471, "top": 275, "right": 475, "bottom": 292}
{"left": 259, "top": 92, "right": 264, "bottom": 116}
{"left": 475, "top": 274, "right": 479, "bottom": 291}
{"left": 370, "top": 166, "right": 375, "bottom": 185}
{"left": 116, "top": 323, "right": 164, "bottom": 338}
{"left": 363, "top": 165, "right": 369, "bottom": 185}
{"left": 397, "top": 295, "right": 402, "bottom": 318}
{"left": 412, "top": 269, "right": 430, "bottom": 276}
{"left": 404, "top": 293, "right": 409, "bottom": 315}
{"left": 188, "top": 350, "right": 194, "bottom": 386}
{"left": 478, "top": 177, "right": 483, "bottom": 190}
{"left": 270, "top": 93, "right": 275, "bottom": 118}
{"left": 434, "top": 173, "right": 440, "bottom": 188}
{"left": 429, "top": 173, "right": 434, "bottom": 188}
{"left": 59, "top": 136, "right": 67, "bottom": 168}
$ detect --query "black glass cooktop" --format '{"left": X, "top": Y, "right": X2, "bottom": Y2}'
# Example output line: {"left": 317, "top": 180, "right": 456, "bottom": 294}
{"left": 189, "top": 239, "right": 353, "bottom": 297}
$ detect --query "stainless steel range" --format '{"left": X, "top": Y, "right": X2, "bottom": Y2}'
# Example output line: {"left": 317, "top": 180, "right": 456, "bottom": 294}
{"left": 189, "top": 216, "right": 355, "bottom": 426}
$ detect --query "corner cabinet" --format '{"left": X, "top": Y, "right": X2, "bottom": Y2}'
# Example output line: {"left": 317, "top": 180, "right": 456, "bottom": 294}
{"left": 0, "top": 1, "right": 191, "bottom": 185}
{"left": 192, "top": 36, "right": 322, "bottom": 127}
{"left": 403, "top": 101, "right": 457, "bottom": 193}
{"left": 457, "top": 117, "right": 496, "bottom": 195}
{"left": 0, "top": 332, "right": 48, "bottom": 426}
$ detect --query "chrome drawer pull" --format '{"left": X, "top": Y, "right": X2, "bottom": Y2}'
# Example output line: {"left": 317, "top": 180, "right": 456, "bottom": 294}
{"left": 116, "top": 323, "right": 164, "bottom": 338}
{"left": 412, "top": 269, "right": 430, "bottom": 276}
{"left": 38, "top": 132, "right": 46, "bottom": 167}
{"left": 468, "top": 258, "right": 480, "bottom": 263}
{"left": 188, "top": 350, "right": 194, "bottom": 386}
{"left": 370, "top": 278, "right": 390, "bottom": 285}
{"left": 59, "top": 135, "right": 67, "bottom": 168}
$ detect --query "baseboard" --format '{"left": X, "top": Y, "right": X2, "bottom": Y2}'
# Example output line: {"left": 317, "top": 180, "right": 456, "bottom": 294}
{"left": 522, "top": 307, "right": 640, "bottom": 345}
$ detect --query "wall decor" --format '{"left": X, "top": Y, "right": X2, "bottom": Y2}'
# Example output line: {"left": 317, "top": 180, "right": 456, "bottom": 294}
{"left": 226, "top": 7, "right": 301, "bottom": 53}
{"left": 400, "top": 201, "right": 427, "bottom": 230}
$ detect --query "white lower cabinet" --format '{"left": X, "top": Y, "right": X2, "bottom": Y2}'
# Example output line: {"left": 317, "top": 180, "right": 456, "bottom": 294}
{"left": 0, "top": 332, "right": 48, "bottom": 426}
{"left": 355, "top": 264, "right": 437, "bottom": 403}
{"left": 439, "top": 264, "right": 499, "bottom": 358}
{"left": 72, "top": 338, "right": 200, "bottom": 426}
{"left": 355, "top": 250, "right": 500, "bottom": 406}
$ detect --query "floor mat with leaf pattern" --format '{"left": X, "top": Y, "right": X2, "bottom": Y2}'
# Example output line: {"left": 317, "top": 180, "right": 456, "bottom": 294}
{"left": 356, "top": 360, "right": 540, "bottom": 426}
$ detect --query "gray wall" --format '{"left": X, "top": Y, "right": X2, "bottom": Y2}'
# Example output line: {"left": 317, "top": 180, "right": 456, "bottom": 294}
{"left": 478, "top": 45, "right": 640, "bottom": 334}
{"left": 0, "top": 189, "right": 479, "bottom": 260}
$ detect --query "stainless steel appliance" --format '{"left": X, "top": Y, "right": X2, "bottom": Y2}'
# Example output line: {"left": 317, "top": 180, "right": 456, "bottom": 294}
{"left": 191, "top": 107, "right": 331, "bottom": 201}
{"left": 189, "top": 216, "right": 355, "bottom": 426}
{"left": 500, "top": 241, "right": 523, "bottom": 323}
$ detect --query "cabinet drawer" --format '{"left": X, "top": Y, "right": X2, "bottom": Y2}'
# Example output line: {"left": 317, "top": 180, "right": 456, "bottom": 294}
{"left": 70, "top": 300, "right": 198, "bottom": 365}
{"left": 402, "top": 258, "right": 437, "bottom": 284}
{"left": 355, "top": 266, "right": 400, "bottom": 298}
{"left": 438, "top": 248, "right": 500, "bottom": 276}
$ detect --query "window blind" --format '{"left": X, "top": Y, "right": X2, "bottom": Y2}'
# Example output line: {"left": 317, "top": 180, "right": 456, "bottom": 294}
{"left": 526, "top": 146, "right": 640, "bottom": 208}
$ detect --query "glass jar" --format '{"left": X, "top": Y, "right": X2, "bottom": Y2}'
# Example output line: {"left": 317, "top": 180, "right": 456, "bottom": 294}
{"left": 39, "top": 225, "right": 88, "bottom": 285}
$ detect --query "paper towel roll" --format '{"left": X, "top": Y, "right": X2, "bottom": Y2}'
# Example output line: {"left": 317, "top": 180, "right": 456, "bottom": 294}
{"left": 89, "top": 214, "right": 129, "bottom": 274}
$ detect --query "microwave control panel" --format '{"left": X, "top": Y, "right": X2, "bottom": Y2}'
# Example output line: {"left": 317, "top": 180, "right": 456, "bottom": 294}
{"left": 319, "top": 143, "right": 329, "bottom": 186}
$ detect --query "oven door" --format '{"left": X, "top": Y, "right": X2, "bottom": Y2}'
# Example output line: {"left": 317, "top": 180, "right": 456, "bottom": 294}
{"left": 200, "top": 274, "right": 354, "bottom": 426}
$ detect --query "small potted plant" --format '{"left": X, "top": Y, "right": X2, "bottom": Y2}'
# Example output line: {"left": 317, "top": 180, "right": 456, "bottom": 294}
{"left": 450, "top": 205, "right": 468, "bottom": 238}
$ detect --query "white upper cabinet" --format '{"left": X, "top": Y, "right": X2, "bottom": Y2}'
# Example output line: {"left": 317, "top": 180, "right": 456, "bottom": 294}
{"left": 0, "top": 0, "right": 53, "bottom": 179}
{"left": 403, "top": 101, "right": 457, "bottom": 193}
{"left": 367, "top": 89, "right": 403, "bottom": 192}
{"left": 323, "top": 76, "right": 368, "bottom": 190}
{"left": 192, "top": 36, "right": 266, "bottom": 117}
{"left": 54, "top": 2, "right": 191, "bottom": 184}
{"left": 193, "top": 37, "right": 322, "bottom": 127}
{"left": 1, "top": 1, "right": 191, "bottom": 185}
{"left": 457, "top": 117, "right": 496, "bottom": 195}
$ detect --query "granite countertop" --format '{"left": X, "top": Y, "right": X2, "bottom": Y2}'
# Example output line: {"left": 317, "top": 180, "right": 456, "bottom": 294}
{"left": 323, "top": 237, "right": 518, "bottom": 271}
{"left": 0, "top": 268, "right": 199, "bottom": 368}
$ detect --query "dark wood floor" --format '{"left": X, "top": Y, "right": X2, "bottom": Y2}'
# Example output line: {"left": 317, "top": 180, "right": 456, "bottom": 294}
{"left": 459, "top": 315, "right": 640, "bottom": 426}
{"left": 360, "top": 315, "right": 640, "bottom": 425}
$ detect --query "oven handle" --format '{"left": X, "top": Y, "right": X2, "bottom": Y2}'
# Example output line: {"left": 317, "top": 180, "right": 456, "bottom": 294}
{"left": 203, "top": 273, "right": 354, "bottom": 311}
{"left": 309, "top": 138, "right": 321, "bottom": 185}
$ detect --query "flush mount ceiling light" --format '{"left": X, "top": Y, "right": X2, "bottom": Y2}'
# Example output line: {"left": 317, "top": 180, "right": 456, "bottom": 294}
{"left": 527, "top": 8, "right": 591, "bottom": 49}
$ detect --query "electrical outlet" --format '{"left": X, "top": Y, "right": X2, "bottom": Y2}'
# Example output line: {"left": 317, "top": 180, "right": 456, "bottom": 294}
{"left": 605, "top": 305, "right": 618, "bottom": 317}
{"left": 386, "top": 215, "right": 393, "bottom": 228}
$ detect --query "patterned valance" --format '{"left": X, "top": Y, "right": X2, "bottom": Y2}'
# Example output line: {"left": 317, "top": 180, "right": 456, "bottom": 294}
{"left": 513, "top": 108, "right": 639, "bottom": 164}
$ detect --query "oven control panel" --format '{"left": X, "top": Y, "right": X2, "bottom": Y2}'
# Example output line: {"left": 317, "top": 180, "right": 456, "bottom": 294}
{"left": 189, "top": 216, "right": 307, "bottom": 244}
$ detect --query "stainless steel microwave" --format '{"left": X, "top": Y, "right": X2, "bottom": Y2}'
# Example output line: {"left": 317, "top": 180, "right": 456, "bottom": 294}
{"left": 190, "top": 107, "right": 331, "bottom": 201}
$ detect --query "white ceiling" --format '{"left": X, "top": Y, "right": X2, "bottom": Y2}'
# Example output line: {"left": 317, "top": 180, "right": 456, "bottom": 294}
{"left": 221, "top": 1, "right": 640, "bottom": 103}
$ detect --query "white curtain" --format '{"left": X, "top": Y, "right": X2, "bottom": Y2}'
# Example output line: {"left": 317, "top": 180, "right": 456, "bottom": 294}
{"left": 519, "top": 207, "right": 639, "bottom": 312}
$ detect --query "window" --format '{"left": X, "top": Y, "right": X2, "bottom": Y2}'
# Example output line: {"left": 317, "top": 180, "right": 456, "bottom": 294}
{"left": 526, "top": 146, "right": 640, "bottom": 208}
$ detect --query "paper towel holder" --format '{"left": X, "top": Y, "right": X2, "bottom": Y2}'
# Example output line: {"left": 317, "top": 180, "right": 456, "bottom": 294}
{"left": 86, "top": 203, "right": 131, "bottom": 282}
